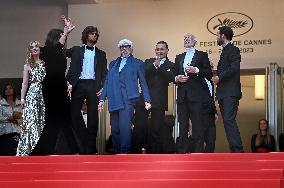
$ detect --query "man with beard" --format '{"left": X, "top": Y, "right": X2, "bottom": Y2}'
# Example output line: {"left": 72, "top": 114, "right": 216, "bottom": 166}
{"left": 132, "top": 41, "right": 174, "bottom": 154}
{"left": 212, "top": 26, "right": 243, "bottom": 152}
{"left": 66, "top": 26, "right": 107, "bottom": 154}
{"left": 174, "top": 34, "right": 212, "bottom": 153}
{"left": 98, "top": 39, "right": 151, "bottom": 154}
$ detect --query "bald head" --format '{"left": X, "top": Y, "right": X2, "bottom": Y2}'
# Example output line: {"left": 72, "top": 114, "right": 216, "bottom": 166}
{"left": 184, "top": 33, "right": 197, "bottom": 48}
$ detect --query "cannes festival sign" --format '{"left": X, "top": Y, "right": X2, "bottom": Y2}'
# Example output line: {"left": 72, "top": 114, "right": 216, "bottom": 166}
{"left": 207, "top": 12, "right": 254, "bottom": 37}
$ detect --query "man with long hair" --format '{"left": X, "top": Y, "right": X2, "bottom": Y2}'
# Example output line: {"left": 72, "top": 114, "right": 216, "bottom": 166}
{"left": 66, "top": 26, "right": 107, "bottom": 154}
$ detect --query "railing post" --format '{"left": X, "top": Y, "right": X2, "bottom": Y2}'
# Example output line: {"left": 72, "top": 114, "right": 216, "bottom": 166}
{"left": 173, "top": 84, "right": 178, "bottom": 141}
{"left": 97, "top": 102, "right": 106, "bottom": 154}
{"left": 266, "top": 63, "right": 282, "bottom": 150}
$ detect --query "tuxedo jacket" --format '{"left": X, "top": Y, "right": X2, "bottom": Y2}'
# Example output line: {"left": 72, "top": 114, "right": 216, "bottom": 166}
{"left": 100, "top": 56, "right": 151, "bottom": 112}
{"left": 66, "top": 46, "right": 107, "bottom": 92}
{"left": 216, "top": 43, "right": 242, "bottom": 100}
{"left": 174, "top": 50, "right": 212, "bottom": 103}
{"left": 142, "top": 58, "right": 174, "bottom": 110}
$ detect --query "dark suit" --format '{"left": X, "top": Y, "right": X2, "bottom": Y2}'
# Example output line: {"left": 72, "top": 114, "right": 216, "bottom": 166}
{"left": 100, "top": 55, "right": 150, "bottom": 154}
{"left": 132, "top": 58, "right": 174, "bottom": 153}
{"left": 216, "top": 42, "right": 243, "bottom": 152}
{"left": 66, "top": 46, "right": 107, "bottom": 154}
{"left": 174, "top": 50, "right": 212, "bottom": 153}
{"left": 204, "top": 79, "right": 217, "bottom": 153}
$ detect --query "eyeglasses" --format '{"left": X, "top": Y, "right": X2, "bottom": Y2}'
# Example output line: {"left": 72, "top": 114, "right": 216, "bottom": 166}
{"left": 120, "top": 45, "right": 131, "bottom": 49}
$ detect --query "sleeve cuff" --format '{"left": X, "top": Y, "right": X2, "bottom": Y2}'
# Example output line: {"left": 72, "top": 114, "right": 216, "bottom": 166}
{"left": 195, "top": 67, "right": 199, "bottom": 73}
{"left": 153, "top": 62, "right": 159, "bottom": 69}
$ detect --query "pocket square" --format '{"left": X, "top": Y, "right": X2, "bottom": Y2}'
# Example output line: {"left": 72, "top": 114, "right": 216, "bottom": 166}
{"left": 167, "top": 69, "right": 171, "bottom": 72}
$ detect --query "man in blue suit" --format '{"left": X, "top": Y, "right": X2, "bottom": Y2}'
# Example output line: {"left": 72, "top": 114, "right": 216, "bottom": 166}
{"left": 98, "top": 39, "right": 151, "bottom": 154}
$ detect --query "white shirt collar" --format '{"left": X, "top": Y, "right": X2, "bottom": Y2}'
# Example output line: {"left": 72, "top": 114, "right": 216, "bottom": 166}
{"left": 121, "top": 55, "right": 131, "bottom": 60}
{"left": 160, "top": 57, "right": 166, "bottom": 62}
{"left": 85, "top": 45, "right": 96, "bottom": 50}
{"left": 185, "top": 47, "right": 195, "bottom": 53}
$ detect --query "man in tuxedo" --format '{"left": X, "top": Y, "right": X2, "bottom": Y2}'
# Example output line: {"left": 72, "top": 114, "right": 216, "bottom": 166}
{"left": 98, "top": 39, "right": 151, "bottom": 154}
{"left": 212, "top": 26, "right": 243, "bottom": 152}
{"left": 174, "top": 33, "right": 212, "bottom": 153}
{"left": 132, "top": 41, "right": 174, "bottom": 154}
{"left": 66, "top": 26, "right": 107, "bottom": 154}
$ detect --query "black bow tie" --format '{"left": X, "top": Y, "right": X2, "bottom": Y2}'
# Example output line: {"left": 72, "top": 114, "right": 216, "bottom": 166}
{"left": 86, "top": 46, "right": 94, "bottom": 51}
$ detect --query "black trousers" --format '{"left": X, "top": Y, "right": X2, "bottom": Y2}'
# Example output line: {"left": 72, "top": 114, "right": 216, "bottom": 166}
{"left": 204, "top": 115, "right": 216, "bottom": 153}
{"left": 177, "top": 100, "right": 207, "bottom": 153}
{"left": 218, "top": 97, "right": 243, "bottom": 152}
{"left": 31, "top": 117, "right": 78, "bottom": 155}
{"left": 132, "top": 106, "right": 165, "bottom": 154}
{"left": 70, "top": 79, "right": 99, "bottom": 154}
{"left": 0, "top": 133, "right": 19, "bottom": 156}
{"left": 202, "top": 101, "right": 216, "bottom": 153}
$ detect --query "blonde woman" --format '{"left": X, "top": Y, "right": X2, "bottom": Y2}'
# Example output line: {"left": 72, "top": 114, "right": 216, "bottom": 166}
{"left": 16, "top": 41, "right": 46, "bottom": 156}
{"left": 251, "top": 118, "right": 276, "bottom": 153}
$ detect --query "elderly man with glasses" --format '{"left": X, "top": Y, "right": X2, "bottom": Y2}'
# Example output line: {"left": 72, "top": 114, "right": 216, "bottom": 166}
{"left": 98, "top": 39, "right": 151, "bottom": 154}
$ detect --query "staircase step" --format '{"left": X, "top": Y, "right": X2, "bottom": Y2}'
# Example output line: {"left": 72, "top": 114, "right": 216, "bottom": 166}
{"left": 0, "top": 161, "right": 284, "bottom": 172}
{"left": 0, "top": 179, "right": 282, "bottom": 188}
{"left": 1, "top": 153, "right": 284, "bottom": 163}
{"left": 0, "top": 154, "right": 283, "bottom": 188}
{"left": 0, "top": 169, "right": 282, "bottom": 180}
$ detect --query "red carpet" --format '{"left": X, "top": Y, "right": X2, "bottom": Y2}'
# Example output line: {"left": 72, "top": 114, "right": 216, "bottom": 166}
{"left": 0, "top": 153, "right": 283, "bottom": 188}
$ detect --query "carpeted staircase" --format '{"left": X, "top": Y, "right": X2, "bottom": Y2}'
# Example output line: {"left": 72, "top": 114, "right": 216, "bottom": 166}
{"left": 0, "top": 153, "right": 283, "bottom": 188}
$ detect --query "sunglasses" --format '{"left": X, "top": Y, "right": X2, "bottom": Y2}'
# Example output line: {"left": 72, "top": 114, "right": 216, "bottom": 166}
{"left": 120, "top": 45, "right": 131, "bottom": 49}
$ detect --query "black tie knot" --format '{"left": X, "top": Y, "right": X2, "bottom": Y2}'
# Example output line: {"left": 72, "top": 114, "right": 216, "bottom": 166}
{"left": 86, "top": 46, "right": 94, "bottom": 51}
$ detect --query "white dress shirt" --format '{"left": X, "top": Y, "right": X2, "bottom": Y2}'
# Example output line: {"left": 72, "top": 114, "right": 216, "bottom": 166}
{"left": 183, "top": 47, "right": 195, "bottom": 75}
{"left": 80, "top": 45, "right": 96, "bottom": 79}
{"left": 119, "top": 56, "right": 128, "bottom": 72}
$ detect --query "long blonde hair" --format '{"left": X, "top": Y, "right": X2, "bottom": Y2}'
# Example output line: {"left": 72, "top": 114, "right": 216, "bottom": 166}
{"left": 255, "top": 118, "right": 271, "bottom": 146}
{"left": 26, "top": 41, "right": 40, "bottom": 67}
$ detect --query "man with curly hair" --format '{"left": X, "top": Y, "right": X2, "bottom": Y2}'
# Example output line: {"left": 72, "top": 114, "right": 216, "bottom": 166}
{"left": 66, "top": 26, "right": 107, "bottom": 154}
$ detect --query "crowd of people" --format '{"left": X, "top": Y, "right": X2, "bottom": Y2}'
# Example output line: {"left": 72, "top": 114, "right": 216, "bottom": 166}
{"left": 1, "top": 15, "right": 284, "bottom": 155}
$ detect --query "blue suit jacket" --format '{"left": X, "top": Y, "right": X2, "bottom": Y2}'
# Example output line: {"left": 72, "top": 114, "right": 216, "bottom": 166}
{"left": 100, "top": 55, "right": 151, "bottom": 112}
